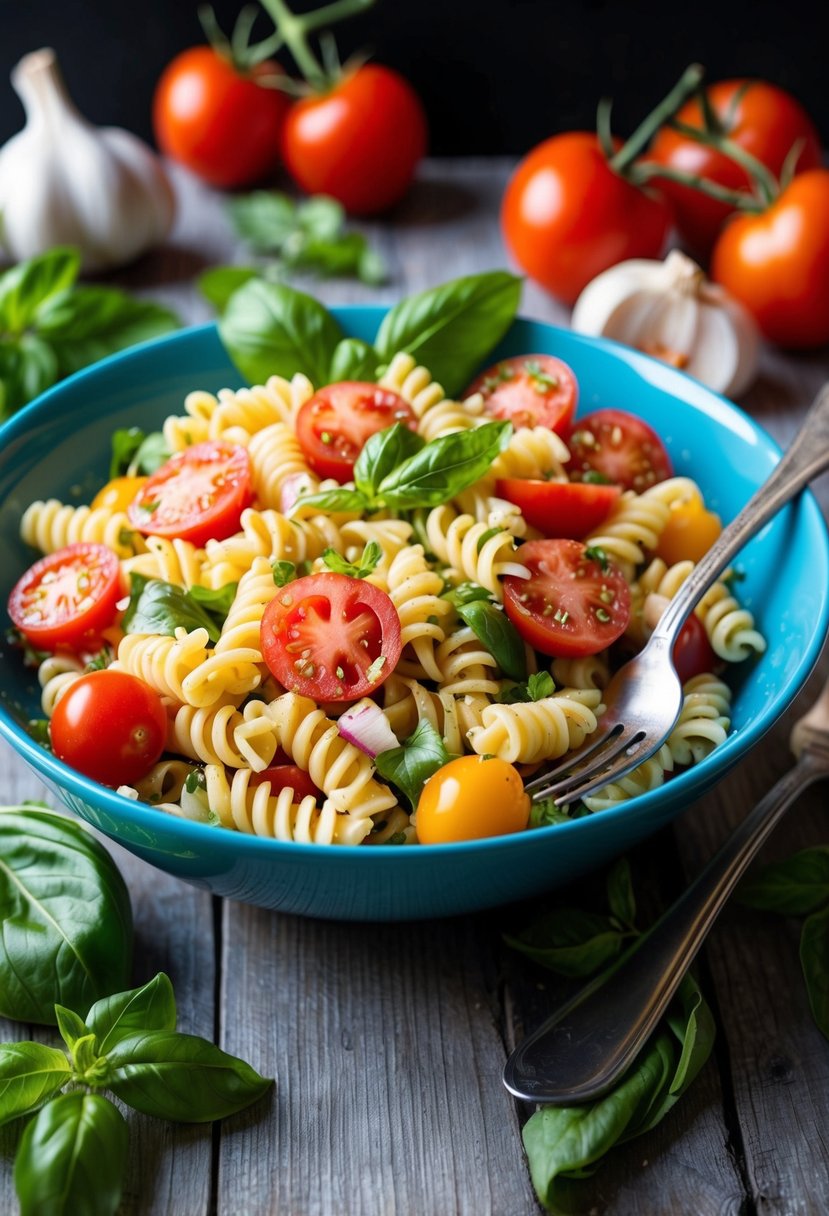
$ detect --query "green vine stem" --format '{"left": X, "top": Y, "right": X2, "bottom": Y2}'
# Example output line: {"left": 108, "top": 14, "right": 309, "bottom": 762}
{"left": 632, "top": 161, "right": 766, "bottom": 210}
{"left": 609, "top": 63, "right": 705, "bottom": 175}
{"left": 667, "top": 116, "right": 779, "bottom": 205}
{"left": 257, "top": 0, "right": 376, "bottom": 88}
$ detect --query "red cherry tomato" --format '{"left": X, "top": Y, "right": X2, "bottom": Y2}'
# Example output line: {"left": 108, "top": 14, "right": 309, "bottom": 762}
{"left": 503, "top": 539, "right": 631, "bottom": 658}
{"left": 128, "top": 441, "right": 252, "bottom": 547}
{"left": 295, "top": 382, "right": 418, "bottom": 483}
{"left": 251, "top": 765, "right": 322, "bottom": 802}
{"left": 8, "top": 543, "right": 121, "bottom": 653}
{"left": 467, "top": 354, "right": 578, "bottom": 435}
{"left": 568, "top": 409, "right": 673, "bottom": 492}
{"left": 280, "top": 65, "right": 427, "bottom": 215}
{"left": 152, "top": 47, "right": 290, "bottom": 188}
{"left": 501, "top": 133, "right": 671, "bottom": 306}
{"left": 50, "top": 670, "right": 167, "bottom": 787}
{"left": 648, "top": 79, "right": 822, "bottom": 257}
{"left": 711, "top": 170, "right": 829, "bottom": 349}
{"left": 673, "top": 615, "right": 717, "bottom": 685}
{"left": 260, "top": 572, "right": 402, "bottom": 702}
{"left": 495, "top": 478, "right": 621, "bottom": 538}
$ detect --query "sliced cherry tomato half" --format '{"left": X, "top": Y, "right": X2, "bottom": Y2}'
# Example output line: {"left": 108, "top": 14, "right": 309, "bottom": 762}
{"left": 416, "top": 755, "right": 530, "bottom": 844}
{"left": 50, "top": 669, "right": 167, "bottom": 786}
{"left": 8, "top": 543, "right": 121, "bottom": 652}
{"left": 260, "top": 572, "right": 402, "bottom": 702}
{"left": 673, "top": 615, "right": 718, "bottom": 685}
{"left": 503, "top": 538, "right": 631, "bottom": 658}
{"left": 467, "top": 354, "right": 578, "bottom": 435}
{"left": 568, "top": 409, "right": 673, "bottom": 492}
{"left": 128, "top": 440, "right": 252, "bottom": 547}
{"left": 91, "top": 475, "right": 148, "bottom": 513}
{"left": 251, "top": 765, "right": 322, "bottom": 802}
{"left": 495, "top": 477, "right": 621, "bottom": 538}
{"left": 295, "top": 382, "right": 418, "bottom": 483}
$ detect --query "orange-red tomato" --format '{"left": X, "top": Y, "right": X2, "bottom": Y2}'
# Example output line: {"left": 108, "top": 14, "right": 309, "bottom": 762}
{"left": 501, "top": 132, "right": 671, "bottom": 305}
{"left": 8, "top": 543, "right": 121, "bottom": 653}
{"left": 711, "top": 170, "right": 829, "bottom": 349}
{"left": 656, "top": 495, "right": 722, "bottom": 565}
{"left": 415, "top": 756, "right": 530, "bottom": 844}
{"left": 127, "top": 440, "right": 252, "bottom": 547}
{"left": 648, "top": 79, "right": 822, "bottom": 258}
{"left": 91, "top": 476, "right": 148, "bottom": 513}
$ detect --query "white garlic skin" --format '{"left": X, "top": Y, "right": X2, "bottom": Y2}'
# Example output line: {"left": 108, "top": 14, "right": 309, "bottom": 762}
{"left": 0, "top": 48, "right": 175, "bottom": 272}
{"left": 571, "top": 250, "right": 760, "bottom": 398}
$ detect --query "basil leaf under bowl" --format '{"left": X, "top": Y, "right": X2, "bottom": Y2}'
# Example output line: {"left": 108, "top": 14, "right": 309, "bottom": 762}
{"left": 0, "top": 807, "right": 133, "bottom": 1025}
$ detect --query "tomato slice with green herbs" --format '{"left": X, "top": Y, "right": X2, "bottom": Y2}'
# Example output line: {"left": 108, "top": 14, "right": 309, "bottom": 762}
{"left": 568, "top": 409, "right": 673, "bottom": 492}
{"left": 260, "top": 572, "right": 402, "bottom": 702}
{"left": 50, "top": 669, "right": 167, "bottom": 786}
{"left": 503, "top": 538, "right": 631, "bottom": 657}
{"left": 495, "top": 478, "right": 621, "bottom": 538}
{"left": 128, "top": 440, "right": 252, "bottom": 547}
{"left": 295, "top": 382, "right": 418, "bottom": 483}
{"left": 8, "top": 543, "right": 121, "bottom": 652}
{"left": 467, "top": 354, "right": 578, "bottom": 435}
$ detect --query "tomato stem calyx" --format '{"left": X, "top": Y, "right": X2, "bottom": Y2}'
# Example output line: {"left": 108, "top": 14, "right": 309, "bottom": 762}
{"left": 257, "top": 0, "right": 376, "bottom": 91}
{"left": 198, "top": 4, "right": 285, "bottom": 75}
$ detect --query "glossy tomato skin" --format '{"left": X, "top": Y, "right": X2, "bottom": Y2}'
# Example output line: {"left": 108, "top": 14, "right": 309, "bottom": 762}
{"left": 649, "top": 79, "right": 822, "bottom": 257}
{"left": 568, "top": 408, "right": 673, "bottom": 492}
{"left": 295, "top": 382, "right": 417, "bottom": 483}
{"left": 495, "top": 478, "right": 620, "bottom": 538}
{"left": 711, "top": 170, "right": 829, "bottom": 349}
{"left": 673, "top": 615, "right": 718, "bottom": 685}
{"left": 128, "top": 440, "right": 252, "bottom": 547}
{"left": 91, "top": 476, "right": 148, "bottom": 513}
{"left": 467, "top": 354, "right": 578, "bottom": 435}
{"left": 260, "top": 572, "right": 402, "bottom": 702}
{"left": 8, "top": 543, "right": 121, "bottom": 652}
{"left": 281, "top": 65, "right": 427, "bottom": 215}
{"left": 416, "top": 755, "right": 530, "bottom": 844}
{"left": 503, "top": 538, "right": 631, "bottom": 658}
{"left": 50, "top": 670, "right": 167, "bottom": 787}
{"left": 501, "top": 132, "right": 671, "bottom": 305}
{"left": 656, "top": 494, "right": 722, "bottom": 565}
{"left": 153, "top": 47, "right": 290, "bottom": 188}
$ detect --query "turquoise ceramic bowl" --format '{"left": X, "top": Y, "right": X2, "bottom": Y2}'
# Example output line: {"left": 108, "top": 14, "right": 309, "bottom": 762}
{"left": 1, "top": 313, "right": 827, "bottom": 921}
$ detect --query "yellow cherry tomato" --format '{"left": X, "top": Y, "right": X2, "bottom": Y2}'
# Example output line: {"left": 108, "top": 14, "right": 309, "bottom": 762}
{"left": 91, "top": 475, "right": 148, "bottom": 513}
{"left": 415, "top": 755, "right": 531, "bottom": 844}
{"left": 656, "top": 494, "right": 722, "bottom": 565}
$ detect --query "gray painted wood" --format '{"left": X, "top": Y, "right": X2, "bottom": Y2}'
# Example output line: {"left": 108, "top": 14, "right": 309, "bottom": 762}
{"left": 0, "top": 156, "right": 827, "bottom": 1214}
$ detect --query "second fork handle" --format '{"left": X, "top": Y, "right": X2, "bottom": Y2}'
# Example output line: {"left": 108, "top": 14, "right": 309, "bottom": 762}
{"left": 503, "top": 748, "right": 827, "bottom": 1104}
{"left": 654, "top": 381, "right": 829, "bottom": 648}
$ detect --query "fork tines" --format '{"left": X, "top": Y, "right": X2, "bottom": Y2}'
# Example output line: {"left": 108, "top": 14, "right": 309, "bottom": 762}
{"left": 525, "top": 726, "right": 650, "bottom": 806}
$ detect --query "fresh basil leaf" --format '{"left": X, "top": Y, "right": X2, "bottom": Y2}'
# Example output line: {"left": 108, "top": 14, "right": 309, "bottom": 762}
{"left": 105, "top": 1031, "right": 273, "bottom": 1122}
{"left": 606, "top": 858, "right": 636, "bottom": 929}
{"left": 109, "top": 427, "right": 145, "bottom": 479}
{"left": 37, "top": 286, "right": 178, "bottom": 376}
{"left": 14, "top": 1091, "right": 127, "bottom": 1216}
{"left": 291, "top": 487, "right": 368, "bottom": 515}
{"left": 122, "top": 574, "right": 228, "bottom": 644}
{"left": 456, "top": 599, "right": 527, "bottom": 681}
{"left": 358, "top": 245, "right": 388, "bottom": 287}
{"left": 271, "top": 560, "right": 297, "bottom": 587}
{"left": 800, "top": 904, "right": 829, "bottom": 1040}
{"left": 529, "top": 798, "right": 573, "bottom": 828}
{"left": 0, "top": 1043, "right": 71, "bottom": 1127}
{"left": 497, "top": 670, "right": 554, "bottom": 704}
{"left": 70, "top": 1033, "right": 106, "bottom": 1082}
{"left": 189, "top": 582, "right": 238, "bottom": 626}
{"left": 353, "top": 423, "right": 425, "bottom": 499}
{"left": 297, "top": 194, "right": 345, "bottom": 240}
{"left": 378, "top": 420, "right": 512, "bottom": 509}
{"left": 133, "top": 431, "right": 171, "bottom": 474}
{"left": 284, "top": 232, "right": 382, "bottom": 281}
{"left": 0, "top": 247, "right": 80, "bottom": 332}
{"left": 375, "top": 719, "right": 451, "bottom": 811}
{"left": 583, "top": 545, "right": 610, "bottom": 573}
{"left": 229, "top": 191, "right": 302, "bottom": 249}
{"left": 0, "top": 807, "right": 132, "bottom": 1025}
{"left": 374, "top": 271, "right": 522, "bottom": 397}
{"left": 738, "top": 846, "right": 829, "bottom": 916}
{"left": 198, "top": 266, "right": 260, "bottom": 313}
{"left": 26, "top": 719, "right": 52, "bottom": 749}
{"left": 329, "top": 337, "right": 381, "bottom": 383}
{"left": 505, "top": 909, "right": 625, "bottom": 978}
{"left": 85, "top": 973, "right": 177, "bottom": 1055}
{"left": 322, "top": 541, "right": 382, "bottom": 579}
{"left": 55, "top": 1006, "right": 91, "bottom": 1055}
{"left": 441, "top": 581, "right": 492, "bottom": 608}
{"left": 657, "top": 973, "right": 717, "bottom": 1112}
{"left": 0, "top": 335, "right": 60, "bottom": 418}
{"left": 219, "top": 279, "right": 344, "bottom": 388}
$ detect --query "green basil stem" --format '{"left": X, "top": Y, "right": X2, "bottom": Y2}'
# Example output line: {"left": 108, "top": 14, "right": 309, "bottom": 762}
{"left": 609, "top": 63, "right": 705, "bottom": 175}
{"left": 258, "top": 0, "right": 376, "bottom": 87}
{"left": 667, "top": 117, "right": 779, "bottom": 205}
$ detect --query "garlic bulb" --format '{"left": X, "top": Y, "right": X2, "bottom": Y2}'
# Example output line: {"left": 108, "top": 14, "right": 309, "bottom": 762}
{"left": 0, "top": 48, "right": 174, "bottom": 271}
{"left": 571, "top": 250, "right": 759, "bottom": 397}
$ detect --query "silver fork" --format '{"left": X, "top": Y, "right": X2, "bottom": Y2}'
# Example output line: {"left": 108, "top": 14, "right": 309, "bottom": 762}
{"left": 526, "top": 381, "right": 829, "bottom": 808}
{"left": 505, "top": 664, "right": 829, "bottom": 1104}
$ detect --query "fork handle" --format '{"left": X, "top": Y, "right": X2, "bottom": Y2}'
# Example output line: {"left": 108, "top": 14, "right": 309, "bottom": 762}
{"left": 503, "top": 748, "right": 828, "bottom": 1104}
{"left": 653, "top": 381, "right": 829, "bottom": 648}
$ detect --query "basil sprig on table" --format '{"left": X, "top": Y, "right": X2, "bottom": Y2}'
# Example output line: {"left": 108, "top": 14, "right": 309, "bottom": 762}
{"left": 123, "top": 573, "right": 238, "bottom": 644}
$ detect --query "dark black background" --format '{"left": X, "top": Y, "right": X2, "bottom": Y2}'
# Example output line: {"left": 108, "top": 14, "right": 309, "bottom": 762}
{"left": 0, "top": 0, "right": 824, "bottom": 155}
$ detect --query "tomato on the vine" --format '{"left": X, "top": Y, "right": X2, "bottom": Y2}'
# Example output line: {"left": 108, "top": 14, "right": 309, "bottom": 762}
{"left": 648, "top": 79, "right": 822, "bottom": 257}
{"left": 711, "top": 170, "right": 829, "bottom": 349}
{"left": 295, "top": 382, "right": 417, "bottom": 483}
{"left": 128, "top": 440, "right": 253, "bottom": 547}
{"left": 8, "top": 543, "right": 121, "bottom": 652}
{"left": 568, "top": 409, "right": 673, "bottom": 492}
{"left": 495, "top": 479, "right": 621, "bottom": 539}
{"left": 415, "top": 755, "right": 530, "bottom": 844}
{"left": 467, "top": 354, "right": 578, "bottom": 435}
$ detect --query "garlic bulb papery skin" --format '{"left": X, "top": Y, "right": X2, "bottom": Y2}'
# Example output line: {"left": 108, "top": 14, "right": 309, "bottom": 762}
{"left": 0, "top": 48, "right": 175, "bottom": 271}
{"left": 571, "top": 250, "right": 760, "bottom": 398}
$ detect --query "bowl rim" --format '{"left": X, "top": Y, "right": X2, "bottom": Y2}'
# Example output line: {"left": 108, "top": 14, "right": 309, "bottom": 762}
{"left": 2, "top": 314, "right": 828, "bottom": 863}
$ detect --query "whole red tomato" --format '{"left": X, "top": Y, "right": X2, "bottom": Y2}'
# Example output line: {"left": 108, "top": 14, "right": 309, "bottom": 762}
{"left": 153, "top": 47, "right": 290, "bottom": 188}
{"left": 501, "top": 133, "right": 672, "bottom": 306}
{"left": 648, "top": 79, "right": 822, "bottom": 257}
{"left": 711, "top": 169, "right": 829, "bottom": 349}
{"left": 280, "top": 64, "right": 427, "bottom": 215}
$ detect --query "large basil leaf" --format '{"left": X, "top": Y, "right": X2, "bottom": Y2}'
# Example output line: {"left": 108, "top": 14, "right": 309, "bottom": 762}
{"left": 504, "top": 909, "right": 627, "bottom": 978}
{"left": 634, "top": 973, "right": 716, "bottom": 1134}
{"left": 109, "top": 428, "right": 170, "bottom": 479}
{"left": 105, "top": 1031, "right": 273, "bottom": 1121}
{"left": 456, "top": 599, "right": 526, "bottom": 681}
{"left": 738, "top": 846, "right": 829, "bottom": 916}
{"left": 123, "top": 574, "right": 235, "bottom": 644}
{"left": 353, "top": 423, "right": 425, "bottom": 498}
{"left": 329, "top": 337, "right": 382, "bottom": 383}
{"left": 219, "top": 278, "right": 344, "bottom": 388}
{"left": 0, "top": 247, "right": 80, "bottom": 332}
{"left": 374, "top": 271, "right": 522, "bottom": 396}
{"left": 0, "top": 1043, "right": 71, "bottom": 1127}
{"left": 85, "top": 973, "right": 177, "bottom": 1054}
{"left": 375, "top": 719, "right": 451, "bottom": 810}
{"left": 0, "top": 807, "right": 132, "bottom": 1025}
{"left": 198, "top": 266, "right": 259, "bottom": 313}
{"left": 37, "top": 287, "right": 178, "bottom": 376}
{"left": 0, "top": 335, "right": 59, "bottom": 418}
{"left": 14, "top": 1092, "right": 127, "bottom": 1216}
{"left": 377, "top": 420, "right": 511, "bottom": 509}
{"left": 800, "top": 904, "right": 829, "bottom": 1040}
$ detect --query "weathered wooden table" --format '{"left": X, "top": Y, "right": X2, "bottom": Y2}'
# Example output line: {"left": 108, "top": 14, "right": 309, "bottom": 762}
{"left": 2, "top": 159, "right": 828, "bottom": 1215}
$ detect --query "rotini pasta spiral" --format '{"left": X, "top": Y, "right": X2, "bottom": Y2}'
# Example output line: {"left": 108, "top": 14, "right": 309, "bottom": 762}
{"left": 378, "top": 350, "right": 486, "bottom": 441}
{"left": 485, "top": 425, "right": 570, "bottom": 487}
{"left": 424, "top": 506, "right": 529, "bottom": 598}
{"left": 434, "top": 625, "right": 500, "bottom": 697}
{"left": 167, "top": 698, "right": 278, "bottom": 770}
{"left": 132, "top": 759, "right": 195, "bottom": 804}
{"left": 667, "top": 673, "right": 731, "bottom": 766}
{"left": 386, "top": 544, "right": 451, "bottom": 681}
{"left": 115, "top": 628, "right": 213, "bottom": 706}
{"left": 695, "top": 579, "right": 766, "bottom": 662}
{"left": 583, "top": 491, "right": 671, "bottom": 582}
{"left": 550, "top": 653, "right": 610, "bottom": 691}
{"left": 248, "top": 422, "right": 319, "bottom": 510}
{"left": 21, "top": 499, "right": 142, "bottom": 559}
{"left": 581, "top": 744, "right": 674, "bottom": 813}
{"left": 381, "top": 674, "right": 488, "bottom": 752}
{"left": 207, "top": 374, "right": 312, "bottom": 442}
{"left": 121, "top": 536, "right": 209, "bottom": 590}
{"left": 37, "top": 653, "right": 84, "bottom": 717}
{"left": 204, "top": 764, "right": 335, "bottom": 843}
{"left": 467, "top": 688, "right": 603, "bottom": 764}
{"left": 205, "top": 507, "right": 343, "bottom": 574}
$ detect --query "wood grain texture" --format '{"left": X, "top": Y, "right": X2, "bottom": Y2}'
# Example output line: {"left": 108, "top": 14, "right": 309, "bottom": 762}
{"left": 1, "top": 157, "right": 827, "bottom": 1215}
